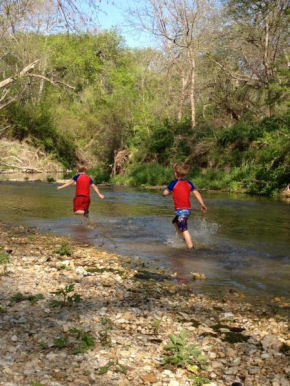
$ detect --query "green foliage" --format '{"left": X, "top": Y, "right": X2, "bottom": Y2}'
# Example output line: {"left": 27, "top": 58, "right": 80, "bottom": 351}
{"left": 113, "top": 163, "right": 173, "bottom": 187}
{"left": 48, "top": 31, "right": 138, "bottom": 164}
{"left": 50, "top": 284, "right": 82, "bottom": 307}
{"left": 1, "top": 23, "right": 288, "bottom": 198}
{"left": 0, "top": 249, "right": 9, "bottom": 265}
{"left": 217, "top": 122, "right": 263, "bottom": 146}
{"left": 50, "top": 328, "right": 95, "bottom": 354}
{"left": 98, "top": 361, "right": 127, "bottom": 375}
{"left": 53, "top": 337, "right": 69, "bottom": 349}
{"left": 1, "top": 104, "right": 76, "bottom": 167}
{"left": 216, "top": 116, "right": 290, "bottom": 147}
{"left": 39, "top": 342, "right": 48, "bottom": 350}
{"left": 90, "top": 167, "right": 111, "bottom": 184}
{"left": 161, "top": 330, "right": 208, "bottom": 370}
{"left": 69, "top": 328, "right": 95, "bottom": 354}
{"left": 54, "top": 243, "right": 72, "bottom": 256}
{"left": 115, "top": 114, "right": 289, "bottom": 195}
{"left": 152, "top": 319, "right": 162, "bottom": 336}
{"left": 98, "top": 317, "right": 114, "bottom": 347}
{"left": 10, "top": 293, "right": 44, "bottom": 304}
{"left": 127, "top": 119, "right": 192, "bottom": 165}
{"left": 47, "top": 176, "right": 56, "bottom": 183}
{"left": 189, "top": 376, "right": 211, "bottom": 386}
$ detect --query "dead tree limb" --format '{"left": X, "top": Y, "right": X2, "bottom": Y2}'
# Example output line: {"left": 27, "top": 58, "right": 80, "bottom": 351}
{"left": 28, "top": 73, "right": 75, "bottom": 90}
{"left": 0, "top": 162, "right": 42, "bottom": 173}
{"left": 0, "top": 60, "right": 40, "bottom": 88}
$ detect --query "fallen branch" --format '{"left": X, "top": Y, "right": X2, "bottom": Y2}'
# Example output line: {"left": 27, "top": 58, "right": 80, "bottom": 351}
{"left": 0, "top": 125, "right": 10, "bottom": 133}
{"left": 0, "top": 162, "right": 42, "bottom": 173}
{"left": 2, "top": 155, "right": 23, "bottom": 164}
{"left": 0, "top": 89, "right": 9, "bottom": 103}
{"left": 0, "top": 95, "right": 19, "bottom": 110}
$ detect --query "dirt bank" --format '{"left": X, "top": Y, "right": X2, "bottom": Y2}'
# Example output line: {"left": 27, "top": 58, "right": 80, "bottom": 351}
{"left": 0, "top": 139, "right": 65, "bottom": 174}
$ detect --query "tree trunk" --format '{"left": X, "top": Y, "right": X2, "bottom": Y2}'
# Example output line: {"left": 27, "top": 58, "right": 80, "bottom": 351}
{"left": 177, "top": 71, "right": 188, "bottom": 122}
{"left": 188, "top": 46, "right": 196, "bottom": 129}
{"left": 263, "top": 15, "right": 273, "bottom": 117}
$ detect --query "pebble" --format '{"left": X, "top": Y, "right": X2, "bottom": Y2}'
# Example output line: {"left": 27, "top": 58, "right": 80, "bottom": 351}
{"left": 0, "top": 223, "right": 289, "bottom": 386}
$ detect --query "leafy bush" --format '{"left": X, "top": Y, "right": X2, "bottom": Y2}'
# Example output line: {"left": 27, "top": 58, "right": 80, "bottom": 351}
{"left": 54, "top": 243, "right": 72, "bottom": 256}
{"left": 52, "top": 328, "right": 95, "bottom": 354}
{"left": 112, "top": 162, "right": 173, "bottom": 186}
{"left": 90, "top": 167, "right": 111, "bottom": 184}
{"left": 217, "top": 122, "right": 264, "bottom": 146}
{"left": 50, "top": 284, "right": 82, "bottom": 307}
{"left": 10, "top": 293, "right": 44, "bottom": 304}
{"left": 0, "top": 249, "right": 9, "bottom": 265}
{"left": 161, "top": 330, "right": 208, "bottom": 370}
{"left": 127, "top": 119, "right": 192, "bottom": 165}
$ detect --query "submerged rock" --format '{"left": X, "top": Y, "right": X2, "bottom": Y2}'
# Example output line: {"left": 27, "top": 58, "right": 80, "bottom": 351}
{"left": 190, "top": 272, "right": 207, "bottom": 280}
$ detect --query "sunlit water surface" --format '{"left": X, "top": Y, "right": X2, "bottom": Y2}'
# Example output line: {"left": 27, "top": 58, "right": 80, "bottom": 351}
{"left": 1, "top": 181, "right": 290, "bottom": 303}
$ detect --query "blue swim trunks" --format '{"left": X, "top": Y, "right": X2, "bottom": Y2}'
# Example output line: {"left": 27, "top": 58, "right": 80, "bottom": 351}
{"left": 172, "top": 209, "right": 192, "bottom": 232}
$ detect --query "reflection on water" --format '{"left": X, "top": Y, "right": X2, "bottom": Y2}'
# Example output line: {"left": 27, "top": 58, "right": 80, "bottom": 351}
{"left": 0, "top": 181, "right": 290, "bottom": 301}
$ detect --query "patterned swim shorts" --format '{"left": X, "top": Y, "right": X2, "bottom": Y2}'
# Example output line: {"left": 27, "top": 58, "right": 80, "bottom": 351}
{"left": 172, "top": 209, "right": 192, "bottom": 232}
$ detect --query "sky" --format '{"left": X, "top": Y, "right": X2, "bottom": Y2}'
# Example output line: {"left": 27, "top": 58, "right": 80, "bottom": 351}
{"left": 92, "top": 0, "right": 153, "bottom": 48}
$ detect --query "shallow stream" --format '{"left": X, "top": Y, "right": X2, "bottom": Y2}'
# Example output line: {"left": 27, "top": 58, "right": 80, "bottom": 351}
{"left": 1, "top": 180, "right": 290, "bottom": 303}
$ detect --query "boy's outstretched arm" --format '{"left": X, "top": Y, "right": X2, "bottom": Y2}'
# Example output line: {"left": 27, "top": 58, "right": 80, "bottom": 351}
{"left": 162, "top": 188, "right": 170, "bottom": 197}
{"left": 192, "top": 190, "right": 207, "bottom": 213}
{"left": 57, "top": 180, "right": 75, "bottom": 190}
{"left": 92, "top": 184, "right": 105, "bottom": 199}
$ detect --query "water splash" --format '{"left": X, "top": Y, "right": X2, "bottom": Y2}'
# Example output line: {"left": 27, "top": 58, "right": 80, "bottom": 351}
{"left": 192, "top": 218, "right": 218, "bottom": 245}
{"left": 164, "top": 234, "right": 185, "bottom": 248}
{"left": 165, "top": 219, "right": 218, "bottom": 249}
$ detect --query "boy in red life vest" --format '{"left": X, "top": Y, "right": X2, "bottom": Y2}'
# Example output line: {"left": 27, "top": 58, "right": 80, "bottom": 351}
{"left": 57, "top": 165, "right": 104, "bottom": 217}
{"left": 162, "top": 163, "right": 207, "bottom": 249}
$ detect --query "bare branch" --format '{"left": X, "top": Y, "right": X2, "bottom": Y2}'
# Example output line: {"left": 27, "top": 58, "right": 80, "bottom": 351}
{"left": 28, "top": 73, "right": 76, "bottom": 90}
{"left": 0, "top": 89, "right": 9, "bottom": 103}
{"left": 0, "top": 162, "right": 42, "bottom": 173}
{"left": 210, "top": 57, "right": 256, "bottom": 83}
{"left": 0, "top": 125, "right": 11, "bottom": 133}
{"left": 0, "top": 59, "right": 39, "bottom": 88}
{"left": 0, "top": 95, "right": 19, "bottom": 110}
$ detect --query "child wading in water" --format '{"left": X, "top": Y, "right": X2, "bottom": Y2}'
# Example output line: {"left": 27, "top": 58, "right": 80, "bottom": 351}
{"left": 57, "top": 165, "right": 104, "bottom": 217}
{"left": 162, "top": 163, "right": 207, "bottom": 249}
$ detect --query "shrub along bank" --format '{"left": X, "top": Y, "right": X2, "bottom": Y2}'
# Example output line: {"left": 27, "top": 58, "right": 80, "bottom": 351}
{"left": 109, "top": 115, "right": 290, "bottom": 196}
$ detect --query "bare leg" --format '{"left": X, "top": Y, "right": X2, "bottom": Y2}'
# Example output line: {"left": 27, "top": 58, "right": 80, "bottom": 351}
{"left": 74, "top": 210, "right": 85, "bottom": 215}
{"left": 173, "top": 223, "right": 184, "bottom": 238}
{"left": 183, "top": 230, "right": 194, "bottom": 249}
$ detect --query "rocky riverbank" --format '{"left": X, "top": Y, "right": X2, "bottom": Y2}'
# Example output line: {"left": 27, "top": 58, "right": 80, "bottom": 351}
{"left": 0, "top": 222, "right": 289, "bottom": 386}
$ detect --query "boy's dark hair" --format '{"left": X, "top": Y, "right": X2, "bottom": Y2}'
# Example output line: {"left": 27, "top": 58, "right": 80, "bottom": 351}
{"left": 174, "top": 163, "right": 190, "bottom": 178}
{"left": 77, "top": 164, "right": 86, "bottom": 173}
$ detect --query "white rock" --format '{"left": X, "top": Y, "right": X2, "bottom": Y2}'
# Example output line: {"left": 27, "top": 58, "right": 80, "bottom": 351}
{"left": 220, "top": 312, "right": 234, "bottom": 319}
{"left": 261, "top": 335, "right": 283, "bottom": 351}
{"left": 211, "top": 361, "right": 223, "bottom": 369}
{"left": 169, "top": 381, "right": 180, "bottom": 386}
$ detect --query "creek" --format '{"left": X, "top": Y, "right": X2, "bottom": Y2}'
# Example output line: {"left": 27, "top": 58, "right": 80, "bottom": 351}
{"left": 1, "top": 180, "right": 290, "bottom": 303}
